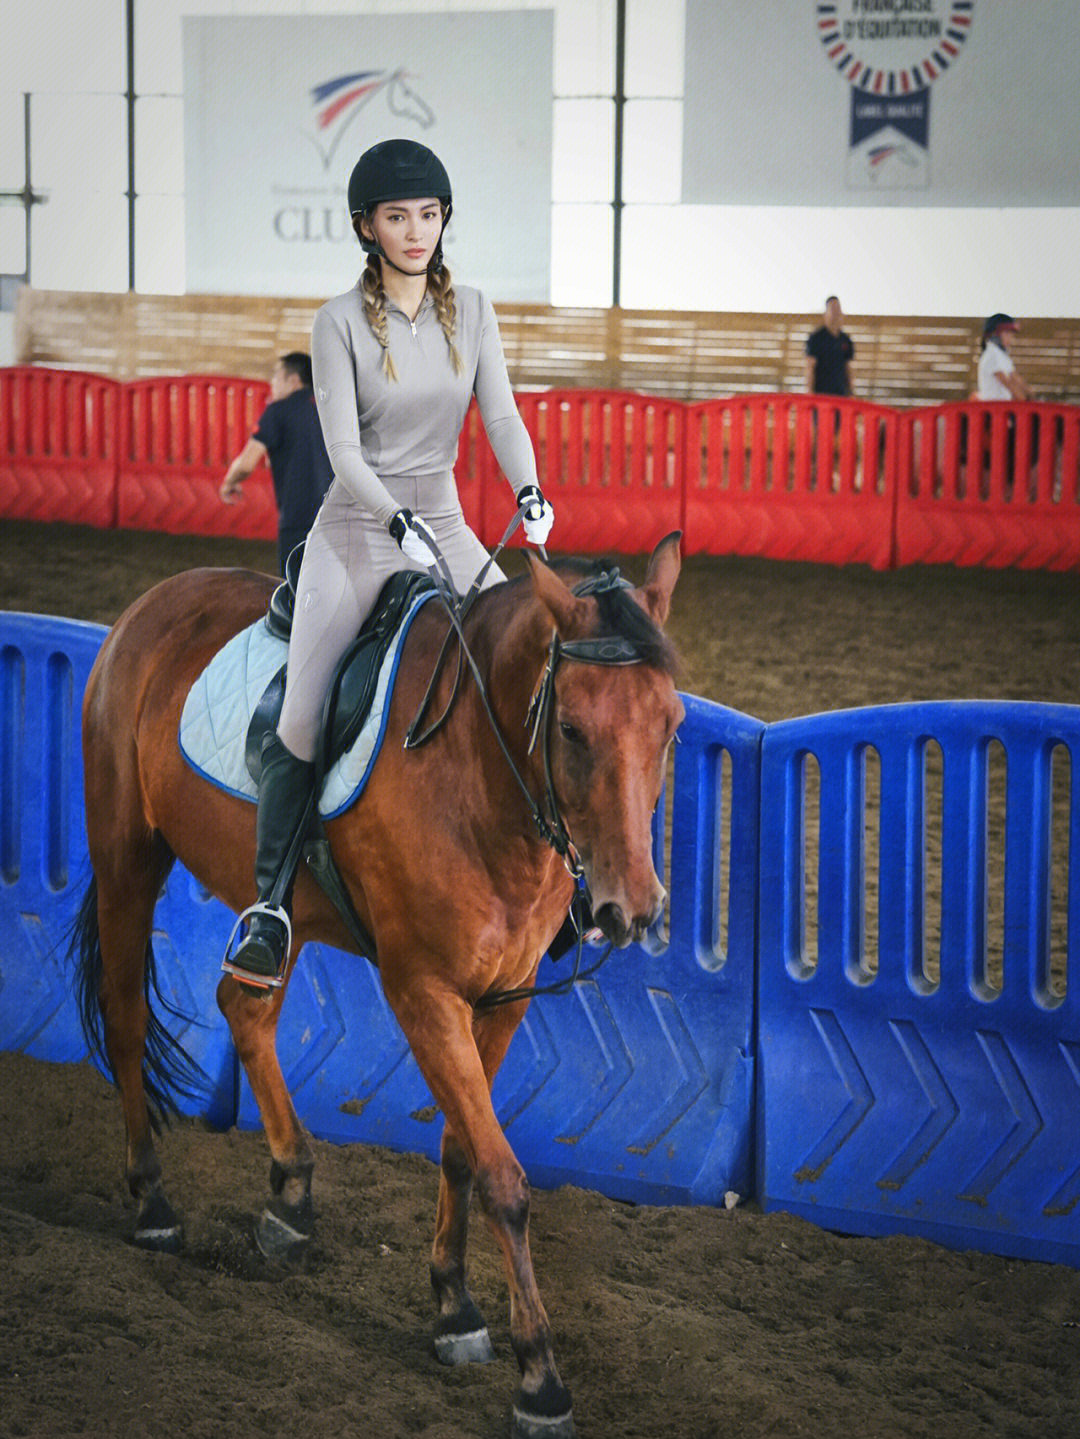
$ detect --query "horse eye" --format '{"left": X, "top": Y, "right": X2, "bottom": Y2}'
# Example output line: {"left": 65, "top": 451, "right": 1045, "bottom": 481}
{"left": 559, "top": 721, "right": 584, "bottom": 745}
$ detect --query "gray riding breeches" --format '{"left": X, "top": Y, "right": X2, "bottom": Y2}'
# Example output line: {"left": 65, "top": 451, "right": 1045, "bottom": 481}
{"left": 276, "top": 472, "right": 504, "bottom": 763}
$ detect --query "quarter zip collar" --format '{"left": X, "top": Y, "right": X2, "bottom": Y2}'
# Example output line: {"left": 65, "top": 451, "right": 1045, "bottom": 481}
{"left": 386, "top": 292, "right": 434, "bottom": 328}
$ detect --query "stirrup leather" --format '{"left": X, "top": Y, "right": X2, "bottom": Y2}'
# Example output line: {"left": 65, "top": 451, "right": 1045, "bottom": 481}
{"left": 220, "top": 901, "right": 293, "bottom": 990}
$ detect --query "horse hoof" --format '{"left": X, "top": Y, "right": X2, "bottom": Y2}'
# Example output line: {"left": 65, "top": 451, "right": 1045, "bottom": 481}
{"left": 434, "top": 1326, "right": 495, "bottom": 1366}
{"left": 133, "top": 1223, "right": 183, "bottom": 1254}
{"left": 511, "top": 1406, "right": 576, "bottom": 1438}
{"left": 255, "top": 1196, "right": 312, "bottom": 1261}
{"left": 511, "top": 1377, "right": 575, "bottom": 1438}
{"left": 434, "top": 1295, "right": 494, "bottom": 1365}
{"left": 133, "top": 1191, "right": 183, "bottom": 1253}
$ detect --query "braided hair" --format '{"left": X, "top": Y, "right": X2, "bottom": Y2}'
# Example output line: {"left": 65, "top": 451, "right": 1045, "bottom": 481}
{"left": 359, "top": 255, "right": 399, "bottom": 382}
{"left": 428, "top": 263, "right": 464, "bottom": 377}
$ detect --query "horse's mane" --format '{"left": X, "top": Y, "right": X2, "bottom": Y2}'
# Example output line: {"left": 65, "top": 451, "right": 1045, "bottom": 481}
{"left": 473, "top": 556, "right": 679, "bottom": 677}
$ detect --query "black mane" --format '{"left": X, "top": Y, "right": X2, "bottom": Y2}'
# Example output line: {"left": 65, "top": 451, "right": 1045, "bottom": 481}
{"left": 497, "top": 554, "right": 679, "bottom": 677}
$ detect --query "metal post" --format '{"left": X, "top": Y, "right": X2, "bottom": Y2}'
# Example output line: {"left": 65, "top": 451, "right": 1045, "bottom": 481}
{"left": 126, "top": 0, "right": 136, "bottom": 290}
{"left": 23, "top": 93, "right": 33, "bottom": 284}
{"left": 612, "top": 0, "right": 626, "bottom": 308}
{"left": 0, "top": 94, "right": 46, "bottom": 285}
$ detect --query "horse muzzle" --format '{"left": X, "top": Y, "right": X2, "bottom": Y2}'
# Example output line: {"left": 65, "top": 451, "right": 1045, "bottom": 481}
{"left": 592, "top": 888, "right": 666, "bottom": 949}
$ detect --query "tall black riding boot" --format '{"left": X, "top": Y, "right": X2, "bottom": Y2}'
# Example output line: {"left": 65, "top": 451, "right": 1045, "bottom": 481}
{"left": 223, "top": 731, "right": 316, "bottom": 989}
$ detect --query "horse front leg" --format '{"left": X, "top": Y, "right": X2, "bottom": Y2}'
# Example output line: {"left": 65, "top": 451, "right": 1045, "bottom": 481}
{"left": 390, "top": 983, "right": 574, "bottom": 1439}
{"left": 217, "top": 966, "right": 314, "bottom": 1260}
{"left": 430, "top": 1127, "right": 495, "bottom": 1364}
{"left": 430, "top": 1002, "right": 523, "bottom": 1366}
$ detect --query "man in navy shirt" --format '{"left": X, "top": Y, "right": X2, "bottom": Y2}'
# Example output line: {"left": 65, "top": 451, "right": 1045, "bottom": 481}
{"left": 805, "top": 297, "right": 855, "bottom": 396}
{"left": 221, "top": 352, "right": 332, "bottom": 575}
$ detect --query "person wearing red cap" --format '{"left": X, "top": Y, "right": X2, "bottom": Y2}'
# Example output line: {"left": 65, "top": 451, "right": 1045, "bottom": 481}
{"left": 974, "top": 313, "right": 1039, "bottom": 500}
{"left": 977, "top": 314, "right": 1032, "bottom": 401}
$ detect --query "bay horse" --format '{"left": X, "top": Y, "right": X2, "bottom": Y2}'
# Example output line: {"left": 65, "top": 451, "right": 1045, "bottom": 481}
{"left": 72, "top": 534, "right": 684, "bottom": 1439}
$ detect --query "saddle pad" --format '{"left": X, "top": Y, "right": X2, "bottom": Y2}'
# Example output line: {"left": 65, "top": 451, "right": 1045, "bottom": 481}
{"left": 178, "top": 590, "right": 434, "bottom": 819}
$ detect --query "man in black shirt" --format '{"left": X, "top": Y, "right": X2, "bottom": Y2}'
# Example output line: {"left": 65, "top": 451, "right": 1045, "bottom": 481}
{"left": 805, "top": 297, "right": 854, "bottom": 396}
{"left": 221, "top": 352, "right": 332, "bottom": 575}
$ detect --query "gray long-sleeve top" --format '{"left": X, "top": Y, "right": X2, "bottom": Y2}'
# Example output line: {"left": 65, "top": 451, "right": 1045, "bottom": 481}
{"left": 310, "top": 282, "right": 538, "bottom": 527}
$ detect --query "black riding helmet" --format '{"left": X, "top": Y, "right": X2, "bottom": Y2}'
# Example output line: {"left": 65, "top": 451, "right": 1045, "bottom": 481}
{"left": 348, "top": 138, "right": 453, "bottom": 265}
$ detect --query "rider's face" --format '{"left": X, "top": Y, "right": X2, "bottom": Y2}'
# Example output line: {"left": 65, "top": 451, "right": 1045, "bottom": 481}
{"left": 364, "top": 198, "right": 444, "bottom": 274}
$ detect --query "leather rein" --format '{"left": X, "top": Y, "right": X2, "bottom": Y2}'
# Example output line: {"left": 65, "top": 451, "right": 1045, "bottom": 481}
{"left": 404, "top": 522, "right": 652, "bottom": 1009}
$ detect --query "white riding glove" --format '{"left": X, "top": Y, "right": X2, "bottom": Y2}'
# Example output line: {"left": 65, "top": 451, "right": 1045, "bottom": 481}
{"left": 517, "top": 485, "right": 555, "bottom": 547}
{"left": 388, "top": 508, "right": 440, "bottom": 569}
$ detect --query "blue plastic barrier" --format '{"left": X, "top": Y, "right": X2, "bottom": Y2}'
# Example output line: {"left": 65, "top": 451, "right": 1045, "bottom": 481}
{"left": 757, "top": 702, "right": 1080, "bottom": 1265}
{"left": 0, "top": 613, "right": 236, "bottom": 1125}
{"left": 1, "top": 615, "right": 105, "bottom": 1062}
{"left": 6, "top": 613, "right": 1080, "bottom": 1267}
{"left": 237, "top": 694, "right": 765, "bottom": 1206}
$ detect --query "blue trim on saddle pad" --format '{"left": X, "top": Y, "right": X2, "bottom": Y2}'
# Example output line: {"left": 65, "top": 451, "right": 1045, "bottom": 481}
{"left": 178, "top": 590, "right": 435, "bottom": 818}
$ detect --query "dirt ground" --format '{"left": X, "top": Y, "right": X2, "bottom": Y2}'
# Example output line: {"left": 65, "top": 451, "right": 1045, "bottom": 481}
{"left": 2, "top": 519, "right": 1079, "bottom": 1439}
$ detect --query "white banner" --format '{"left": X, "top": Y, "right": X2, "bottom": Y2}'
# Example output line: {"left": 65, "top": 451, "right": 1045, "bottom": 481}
{"left": 683, "top": 1, "right": 1080, "bottom": 206}
{"left": 183, "top": 13, "right": 553, "bottom": 299}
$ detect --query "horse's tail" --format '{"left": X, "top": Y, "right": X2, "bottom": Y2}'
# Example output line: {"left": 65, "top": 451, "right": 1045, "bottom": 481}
{"left": 71, "top": 873, "right": 209, "bottom": 1132}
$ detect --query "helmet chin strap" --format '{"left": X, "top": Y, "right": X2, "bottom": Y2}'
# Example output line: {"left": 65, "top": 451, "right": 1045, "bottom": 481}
{"left": 378, "top": 250, "right": 442, "bottom": 279}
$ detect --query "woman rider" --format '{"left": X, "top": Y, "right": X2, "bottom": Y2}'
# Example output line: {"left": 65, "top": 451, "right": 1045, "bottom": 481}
{"left": 226, "top": 137, "right": 555, "bottom": 988}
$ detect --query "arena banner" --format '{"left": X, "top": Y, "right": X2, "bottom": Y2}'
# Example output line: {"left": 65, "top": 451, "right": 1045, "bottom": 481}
{"left": 183, "top": 12, "right": 553, "bottom": 299}
{"left": 682, "top": 1, "right": 1080, "bottom": 205}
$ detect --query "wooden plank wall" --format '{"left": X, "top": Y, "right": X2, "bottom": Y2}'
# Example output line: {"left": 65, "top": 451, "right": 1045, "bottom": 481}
{"left": 15, "top": 288, "right": 1080, "bottom": 406}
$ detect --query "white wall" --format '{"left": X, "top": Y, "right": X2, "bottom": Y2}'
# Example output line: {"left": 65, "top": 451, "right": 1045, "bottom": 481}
{"left": 0, "top": 313, "right": 15, "bottom": 367}
{"left": 2, "top": 0, "right": 1078, "bottom": 316}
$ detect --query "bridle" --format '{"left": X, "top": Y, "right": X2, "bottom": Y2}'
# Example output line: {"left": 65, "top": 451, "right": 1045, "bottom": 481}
{"left": 523, "top": 571, "right": 648, "bottom": 877}
{"left": 405, "top": 523, "right": 656, "bottom": 1009}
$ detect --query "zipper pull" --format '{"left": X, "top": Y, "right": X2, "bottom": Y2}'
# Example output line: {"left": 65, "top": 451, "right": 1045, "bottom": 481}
{"left": 410, "top": 319, "right": 417, "bottom": 337}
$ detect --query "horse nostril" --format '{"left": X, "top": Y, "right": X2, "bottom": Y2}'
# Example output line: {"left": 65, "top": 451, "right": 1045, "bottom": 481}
{"left": 594, "top": 902, "right": 630, "bottom": 947}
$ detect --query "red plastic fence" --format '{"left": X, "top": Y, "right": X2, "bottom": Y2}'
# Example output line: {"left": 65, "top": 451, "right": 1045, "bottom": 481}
{"left": 897, "top": 401, "right": 1080, "bottom": 570}
{"left": 117, "top": 375, "right": 277, "bottom": 539}
{"left": 684, "top": 395, "right": 898, "bottom": 570}
{"left": 0, "top": 366, "right": 120, "bottom": 528}
{"left": 1, "top": 368, "right": 1078, "bottom": 572}
{"left": 507, "top": 390, "right": 684, "bottom": 554}
{"left": 452, "top": 399, "right": 492, "bottom": 539}
{"left": 454, "top": 389, "right": 684, "bottom": 553}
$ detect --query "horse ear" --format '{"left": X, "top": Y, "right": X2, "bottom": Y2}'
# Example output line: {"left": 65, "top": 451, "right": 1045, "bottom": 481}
{"left": 524, "top": 553, "right": 592, "bottom": 638}
{"left": 637, "top": 531, "right": 682, "bottom": 628}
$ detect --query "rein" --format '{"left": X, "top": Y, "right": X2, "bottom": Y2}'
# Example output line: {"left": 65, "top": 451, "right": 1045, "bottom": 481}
{"left": 405, "top": 536, "right": 649, "bottom": 1008}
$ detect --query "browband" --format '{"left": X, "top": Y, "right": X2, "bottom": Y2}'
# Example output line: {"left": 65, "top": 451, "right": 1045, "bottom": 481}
{"left": 563, "top": 567, "right": 646, "bottom": 665}
{"left": 559, "top": 635, "right": 644, "bottom": 666}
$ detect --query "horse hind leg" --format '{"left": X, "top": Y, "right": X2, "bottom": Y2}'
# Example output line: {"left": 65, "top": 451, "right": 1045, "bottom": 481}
{"left": 216, "top": 965, "right": 315, "bottom": 1261}
{"left": 77, "top": 834, "right": 185, "bottom": 1251}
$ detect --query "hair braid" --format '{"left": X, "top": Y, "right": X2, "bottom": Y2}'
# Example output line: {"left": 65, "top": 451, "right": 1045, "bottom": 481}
{"left": 360, "top": 255, "right": 399, "bottom": 382}
{"left": 428, "top": 265, "right": 464, "bottom": 376}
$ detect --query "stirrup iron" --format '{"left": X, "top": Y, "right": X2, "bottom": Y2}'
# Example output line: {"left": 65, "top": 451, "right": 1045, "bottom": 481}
{"left": 220, "top": 901, "right": 293, "bottom": 990}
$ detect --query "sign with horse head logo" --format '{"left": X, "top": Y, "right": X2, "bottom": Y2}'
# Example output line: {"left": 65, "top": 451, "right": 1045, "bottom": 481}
{"left": 183, "top": 14, "right": 552, "bottom": 299}
{"left": 307, "top": 69, "right": 435, "bottom": 172}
